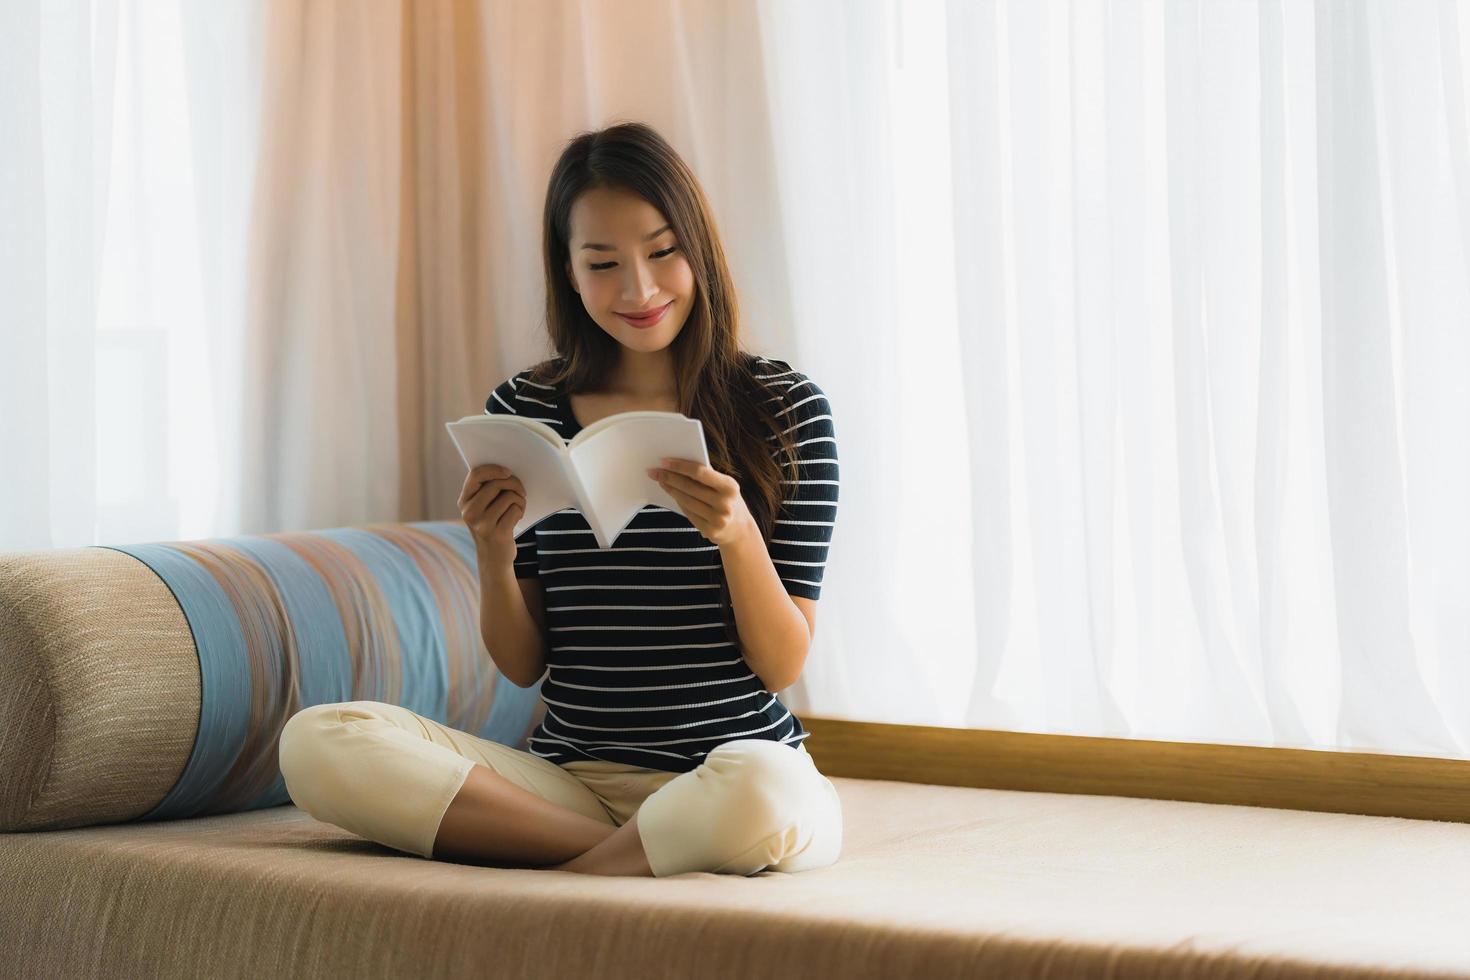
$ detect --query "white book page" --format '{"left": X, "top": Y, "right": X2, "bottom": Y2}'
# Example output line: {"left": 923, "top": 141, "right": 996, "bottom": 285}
{"left": 444, "top": 415, "right": 579, "bottom": 538}
{"left": 567, "top": 411, "right": 709, "bottom": 546}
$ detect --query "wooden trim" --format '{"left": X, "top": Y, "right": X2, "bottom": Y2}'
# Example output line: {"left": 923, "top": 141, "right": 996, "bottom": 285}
{"left": 800, "top": 715, "right": 1470, "bottom": 824}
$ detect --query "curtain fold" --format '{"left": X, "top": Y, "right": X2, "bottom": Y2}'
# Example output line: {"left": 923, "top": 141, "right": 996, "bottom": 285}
{"left": 0, "top": 0, "right": 118, "bottom": 550}
{"left": 933, "top": 0, "right": 1467, "bottom": 756}
{"left": 1315, "top": 0, "right": 1464, "bottom": 752}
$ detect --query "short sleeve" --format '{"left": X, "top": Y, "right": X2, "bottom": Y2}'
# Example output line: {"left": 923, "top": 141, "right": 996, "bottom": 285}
{"left": 483, "top": 373, "right": 541, "bottom": 580}
{"left": 763, "top": 364, "right": 838, "bottom": 600}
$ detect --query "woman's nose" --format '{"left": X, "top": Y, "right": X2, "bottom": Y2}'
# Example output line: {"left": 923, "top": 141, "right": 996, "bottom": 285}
{"left": 621, "top": 260, "right": 658, "bottom": 299}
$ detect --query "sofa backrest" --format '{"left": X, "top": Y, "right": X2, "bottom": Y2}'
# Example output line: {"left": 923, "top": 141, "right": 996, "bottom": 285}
{"left": 0, "top": 521, "right": 543, "bottom": 832}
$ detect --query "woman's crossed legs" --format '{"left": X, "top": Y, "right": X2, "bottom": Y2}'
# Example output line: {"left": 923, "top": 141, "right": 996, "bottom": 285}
{"left": 277, "top": 700, "right": 843, "bottom": 877}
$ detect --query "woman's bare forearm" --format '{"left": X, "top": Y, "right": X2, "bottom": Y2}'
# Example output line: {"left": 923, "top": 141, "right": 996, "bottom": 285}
{"left": 478, "top": 554, "right": 547, "bottom": 688}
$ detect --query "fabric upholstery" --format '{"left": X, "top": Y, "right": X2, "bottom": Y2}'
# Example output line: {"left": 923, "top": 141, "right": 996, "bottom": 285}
{"left": 5, "top": 521, "right": 1469, "bottom": 978}
{"left": 0, "top": 546, "right": 199, "bottom": 831}
{"left": 1, "top": 777, "right": 1467, "bottom": 978}
{"left": 0, "top": 522, "right": 542, "bottom": 832}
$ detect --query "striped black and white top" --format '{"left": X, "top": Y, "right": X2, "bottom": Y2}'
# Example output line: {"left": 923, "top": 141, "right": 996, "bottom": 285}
{"left": 482, "top": 353, "right": 839, "bottom": 773}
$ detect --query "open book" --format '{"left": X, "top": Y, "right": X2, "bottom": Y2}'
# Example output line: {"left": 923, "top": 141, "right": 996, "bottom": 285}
{"left": 445, "top": 410, "right": 710, "bottom": 549}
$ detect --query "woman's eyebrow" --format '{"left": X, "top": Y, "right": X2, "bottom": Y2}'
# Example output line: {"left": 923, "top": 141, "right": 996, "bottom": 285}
{"left": 579, "top": 224, "right": 672, "bottom": 252}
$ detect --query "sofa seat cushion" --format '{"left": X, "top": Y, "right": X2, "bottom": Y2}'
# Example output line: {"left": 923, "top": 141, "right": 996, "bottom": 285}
{"left": 2, "top": 776, "right": 1467, "bottom": 979}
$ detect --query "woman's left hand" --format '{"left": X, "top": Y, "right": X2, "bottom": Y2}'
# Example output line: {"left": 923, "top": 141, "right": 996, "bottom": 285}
{"left": 647, "top": 457, "right": 756, "bottom": 547}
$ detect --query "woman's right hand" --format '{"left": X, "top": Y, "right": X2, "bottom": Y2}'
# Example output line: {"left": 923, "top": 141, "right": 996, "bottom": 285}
{"left": 458, "top": 464, "right": 528, "bottom": 569}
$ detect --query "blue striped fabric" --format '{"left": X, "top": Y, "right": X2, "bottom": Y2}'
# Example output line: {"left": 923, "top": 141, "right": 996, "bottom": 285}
{"left": 102, "top": 521, "right": 541, "bottom": 821}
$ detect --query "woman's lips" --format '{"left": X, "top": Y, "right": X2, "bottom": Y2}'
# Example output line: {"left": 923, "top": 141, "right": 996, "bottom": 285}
{"left": 616, "top": 301, "right": 672, "bottom": 328}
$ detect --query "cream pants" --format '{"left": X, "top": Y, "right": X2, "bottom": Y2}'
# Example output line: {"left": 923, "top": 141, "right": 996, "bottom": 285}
{"left": 277, "top": 700, "right": 843, "bottom": 877}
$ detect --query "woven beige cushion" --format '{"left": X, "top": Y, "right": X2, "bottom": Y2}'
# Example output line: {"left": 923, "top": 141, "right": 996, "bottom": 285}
{"left": 0, "top": 548, "right": 199, "bottom": 831}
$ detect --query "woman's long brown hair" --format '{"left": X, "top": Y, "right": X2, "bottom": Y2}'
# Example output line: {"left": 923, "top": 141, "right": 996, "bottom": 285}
{"left": 528, "top": 121, "right": 802, "bottom": 645}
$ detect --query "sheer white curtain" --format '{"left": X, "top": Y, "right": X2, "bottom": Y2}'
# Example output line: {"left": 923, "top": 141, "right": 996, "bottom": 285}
{"left": 3, "top": 0, "right": 1465, "bottom": 761}
{"left": 2, "top": 0, "right": 116, "bottom": 549}
{"left": 765, "top": 0, "right": 1470, "bottom": 760}
{"left": 0, "top": 0, "right": 262, "bottom": 549}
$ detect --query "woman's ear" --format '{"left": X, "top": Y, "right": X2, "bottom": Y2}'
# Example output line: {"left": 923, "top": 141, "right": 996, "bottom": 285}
{"left": 565, "top": 262, "right": 578, "bottom": 293}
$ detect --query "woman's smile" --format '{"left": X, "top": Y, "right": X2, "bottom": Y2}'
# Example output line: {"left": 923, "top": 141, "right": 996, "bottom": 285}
{"left": 615, "top": 300, "right": 673, "bottom": 328}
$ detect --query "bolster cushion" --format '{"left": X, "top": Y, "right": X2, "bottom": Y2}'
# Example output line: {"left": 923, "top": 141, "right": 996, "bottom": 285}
{"left": 0, "top": 522, "right": 544, "bottom": 832}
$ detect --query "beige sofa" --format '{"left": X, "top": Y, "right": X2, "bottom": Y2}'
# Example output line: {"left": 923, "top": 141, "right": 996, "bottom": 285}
{"left": 2, "top": 523, "right": 1468, "bottom": 979}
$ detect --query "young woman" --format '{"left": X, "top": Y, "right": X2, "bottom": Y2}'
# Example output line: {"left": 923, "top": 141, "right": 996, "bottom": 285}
{"left": 279, "top": 122, "right": 842, "bottom": 878}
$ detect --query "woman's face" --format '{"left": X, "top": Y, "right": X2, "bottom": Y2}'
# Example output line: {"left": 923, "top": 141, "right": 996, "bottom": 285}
{"left": 565, "top": 185, "right": 695, "bottom": 357}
